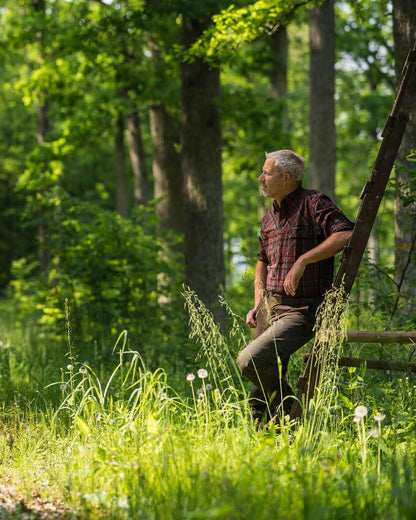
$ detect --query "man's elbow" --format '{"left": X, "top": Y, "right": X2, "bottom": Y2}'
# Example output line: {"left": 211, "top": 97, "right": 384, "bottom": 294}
{"left": 339, "top": 230, "right": 353, "bottom": 248}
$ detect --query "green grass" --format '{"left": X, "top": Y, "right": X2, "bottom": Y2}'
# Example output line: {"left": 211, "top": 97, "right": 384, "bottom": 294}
{"left": 0, "top": 291, "right": 415, "bottom": 519}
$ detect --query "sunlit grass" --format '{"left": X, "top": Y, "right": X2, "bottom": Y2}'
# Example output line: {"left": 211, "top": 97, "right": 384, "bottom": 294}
{"left": 0, "top": 291, "right": 415, "bottom": 519}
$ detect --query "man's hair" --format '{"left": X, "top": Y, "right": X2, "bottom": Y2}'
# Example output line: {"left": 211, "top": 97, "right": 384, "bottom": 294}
{"left": 265, "top": 150, "right": 305, "bottom": 184}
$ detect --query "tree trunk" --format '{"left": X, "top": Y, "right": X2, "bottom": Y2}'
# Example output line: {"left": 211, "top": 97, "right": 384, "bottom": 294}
{"left": 33, "top": 0, "right": 51, "bottom": 271}
{"left": 393, "top": 0, "right": 416, "bottom": 300}
{"left": 308, "top": 0, "right": 336, "bottom": 202}
{"left": 181, "top": 17, "right": 225, "bottom": 317}
{"left": 270, "top": 25, "right": 289, "bottom": 133}
{"left": 150, "top": 104, "right": 184, "bottom": 236}
{"left": 126, "top": 108, "right": 149, "bottom": 208}
{"left": 115, "top": 112, "right": 129, "bottom": 218}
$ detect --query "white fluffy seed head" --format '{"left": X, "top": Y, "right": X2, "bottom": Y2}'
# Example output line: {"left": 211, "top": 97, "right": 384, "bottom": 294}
{"left": 354, "top": 405, "right": 368, "bottom": 418}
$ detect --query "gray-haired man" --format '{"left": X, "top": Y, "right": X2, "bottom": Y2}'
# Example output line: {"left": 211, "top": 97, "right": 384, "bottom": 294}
{"left": 237, "top": 150, "right": 354, "bottom": 424}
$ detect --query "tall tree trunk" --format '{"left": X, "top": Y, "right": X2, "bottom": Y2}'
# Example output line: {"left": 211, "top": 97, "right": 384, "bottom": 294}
{"left": 126, "top": 108, "right": 149, "bottom": 208}
{"left": 308, "top": 0, "right": 336, "bottom": 202}
{"left": 270, "top": 25, "right": 289, "bottom": 134}
{"left": 393, "top": 0, "right": 416, "bottom": 301}
{"left": 33, "top": 0, "right": 51, "bottom": 271}
{"left": 181, "top": 17, "right": 225, "bottom": 317}
{"left": 150, "top": 104, "right": 184, "bottom": 236}
{"left": 115, "top": 112, "right": 129, "bottom": 218}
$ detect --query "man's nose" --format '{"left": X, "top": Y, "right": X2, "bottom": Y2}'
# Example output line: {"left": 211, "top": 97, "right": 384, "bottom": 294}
{"left": 258, "top": 172, "right": 264, "bottom": 182}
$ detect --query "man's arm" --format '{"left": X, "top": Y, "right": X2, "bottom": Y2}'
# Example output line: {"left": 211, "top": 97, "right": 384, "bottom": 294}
{"left": 246, "top": 260, "right": 267, "bottom": 328}
{"left": 284, "top": 230, "right": 352, "bottom": 296}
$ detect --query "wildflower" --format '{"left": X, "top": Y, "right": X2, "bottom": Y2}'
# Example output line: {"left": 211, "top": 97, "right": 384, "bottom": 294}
{"left": 374, "top": 412, "right": 386, "bottom": 422}
{"left": 197, "top": 368, "right": 208, "bottom": 379}
{"left": 205, "top": 384, "right": 213, "bottom": 391}
{"left": 60, "top": 384, "right": 67, "bottom": 392}
{"left": 67, "top": 364, "right": 74, "bottom": 371}
{"left": 291, "top": 466, "right": 297, "bottom": 472}
{"left": 186, "top": 373, "right": 195, "bottom": 382}
{"left": 354, "top": 405, "right": 368, "bottom": 418}
{"left": 369, "top": 427, "right": 380, "bottom": 438}
{"left": 79, "top": 366, "right": 87, "bottom": 374}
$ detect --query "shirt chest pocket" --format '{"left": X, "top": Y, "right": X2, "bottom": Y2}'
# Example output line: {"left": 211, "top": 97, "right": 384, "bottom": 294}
{"left": 290, "top": 225, "right": 316, "bottom": 239}
{"left": 260, "top": 230, "right": 279, "bottom": 260}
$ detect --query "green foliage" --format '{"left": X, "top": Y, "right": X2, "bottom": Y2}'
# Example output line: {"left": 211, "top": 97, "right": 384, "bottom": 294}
{"left": 188, "top": 0, "right": 323, "bottom": 62}
{"left": 0, "top": 295, "right": 415, "bottom": 518}
{"left": 10, "top": 200, "right": 186, "bottom": 366}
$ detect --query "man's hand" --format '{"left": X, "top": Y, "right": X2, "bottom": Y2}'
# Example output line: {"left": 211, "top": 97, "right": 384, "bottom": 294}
{"left": 246, "top": 308, "right": 257, "bottom": 328}
{"left": 284, "top": 259, "right": 306, "bottom": 296}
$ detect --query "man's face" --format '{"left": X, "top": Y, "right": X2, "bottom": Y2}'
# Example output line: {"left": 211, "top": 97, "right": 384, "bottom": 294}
{"left": 258, "top": 158, "right": 286, "bottom": 200}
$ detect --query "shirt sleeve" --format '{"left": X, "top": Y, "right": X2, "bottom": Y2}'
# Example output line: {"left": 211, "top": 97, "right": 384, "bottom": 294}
{"left": 311, "top": 193, "right": 355, "bottom": 239}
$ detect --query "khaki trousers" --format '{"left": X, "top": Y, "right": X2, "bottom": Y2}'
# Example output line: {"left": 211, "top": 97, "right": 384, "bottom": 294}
{"left": 236, "top": 296, "right": 321, "bottom": 422}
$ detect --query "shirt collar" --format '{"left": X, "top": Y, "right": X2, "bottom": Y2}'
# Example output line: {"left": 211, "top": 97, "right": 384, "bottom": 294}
{"left": 272, "top": 185, "right": 304, "bottom": 214}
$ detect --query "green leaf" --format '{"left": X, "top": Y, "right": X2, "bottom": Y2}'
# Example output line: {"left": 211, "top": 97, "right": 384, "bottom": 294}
{"left": 75, "top": 415, "right": 91, "bottom": 437}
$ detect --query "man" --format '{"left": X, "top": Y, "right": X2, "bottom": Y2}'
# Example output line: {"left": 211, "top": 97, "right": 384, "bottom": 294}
{"left": 236, "top": 150, "right": 354, "bottom": 425}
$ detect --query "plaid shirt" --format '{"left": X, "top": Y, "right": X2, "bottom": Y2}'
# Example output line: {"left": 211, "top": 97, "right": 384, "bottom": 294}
{"left": 257, "top": 187, "right": 354, "bottom": 298}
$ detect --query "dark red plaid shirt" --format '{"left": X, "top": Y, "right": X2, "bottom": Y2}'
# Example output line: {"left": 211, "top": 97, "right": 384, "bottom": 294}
{"left": 257, "top": 187, "right": 354, "bottom": 298}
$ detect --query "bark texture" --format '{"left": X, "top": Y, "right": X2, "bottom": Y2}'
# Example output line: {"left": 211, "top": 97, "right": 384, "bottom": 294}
{"left": 308, "top": 0, "right": 336, "bottom": 202}
{"left": 270, "top": 25, "right": 289, "bottom": 133}
{"left": 393, "top": 0, "right": 416, "bottom": 299}
{"left": 150, "top": 104, "right": 184, "bottom": 236}
{"left": 126, "top": 108, "right": 149, "bottom": 208}
{"left": 115, "top": 113, "right": 129, "bottom": 218}
{"left": 181, "top": 17, "right": 225, "bottom": 314}
{"left": 34, "top": 0, "right": 51, "bottom": 271}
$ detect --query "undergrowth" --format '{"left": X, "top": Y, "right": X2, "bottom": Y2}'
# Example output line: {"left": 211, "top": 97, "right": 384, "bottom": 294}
{"left": 0, "top": 289, "right": 414, "bottom": 519}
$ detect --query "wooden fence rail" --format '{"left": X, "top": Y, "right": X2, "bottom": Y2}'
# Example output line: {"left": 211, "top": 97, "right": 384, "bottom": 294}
{"left": 317, "top": 330, "right": 416, "bottom": 344}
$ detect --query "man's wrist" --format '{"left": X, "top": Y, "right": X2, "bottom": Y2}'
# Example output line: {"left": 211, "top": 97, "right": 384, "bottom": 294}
{"left": 296, "top": 256, "right": 308, "bottom": 268}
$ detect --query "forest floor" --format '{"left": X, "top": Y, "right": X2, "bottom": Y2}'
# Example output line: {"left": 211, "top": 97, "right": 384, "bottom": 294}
{"left": 0, "top": 484, "right": 70, "bottom": 519}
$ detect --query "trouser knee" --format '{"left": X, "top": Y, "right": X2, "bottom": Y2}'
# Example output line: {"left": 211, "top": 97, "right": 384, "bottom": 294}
{"left": 236, "top": 349, "right": 254, "bottom": 376}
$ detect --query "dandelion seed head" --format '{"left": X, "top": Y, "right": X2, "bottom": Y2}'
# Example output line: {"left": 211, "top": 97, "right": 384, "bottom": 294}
{"left": 60, "top": 384, "right": 67, "bottom": 392}
{"left": 353, "top": 416, "right": 360, "bottom": 423}
{"left": 66, "top": 364, "right": 74, "bottom": 371}
{"left": 369, "top": 427, "right": 380, "bottom": 438}
{"left": 79, "top": 367, "right": 87, "bottom": 374}
{"left": 186, "top": 373, "right": 195, "bottom": 382}
{"left": 205, "top": 384, "right": 213, "bottom": 391}
{"left": 374, "top": 412, "right": 386, "bottom": 422}
{"left": 354, "top": 405, "right": 368, "bottom": 418}
{"left": 197, "top": 368, "right": 208, "bottom": 379}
